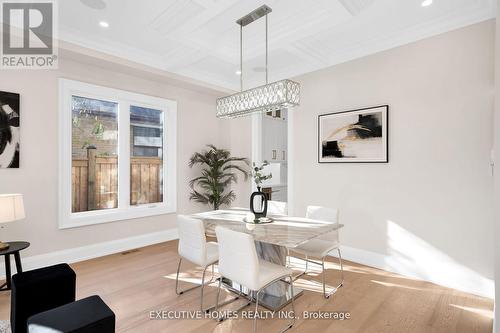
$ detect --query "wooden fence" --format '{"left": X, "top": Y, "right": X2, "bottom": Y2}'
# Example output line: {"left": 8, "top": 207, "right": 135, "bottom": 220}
{"left": 72, "top": 148, "right": 162, "bottom": 212}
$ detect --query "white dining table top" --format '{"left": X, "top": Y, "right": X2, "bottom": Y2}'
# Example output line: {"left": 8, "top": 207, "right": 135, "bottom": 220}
{"left": 190, "top": 209, "right": 344, "bottom": 248}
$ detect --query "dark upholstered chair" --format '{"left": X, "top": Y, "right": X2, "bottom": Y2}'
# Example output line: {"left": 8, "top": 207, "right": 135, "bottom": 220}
{"left": 11, "top": 264, "right": 76, "bottom": 333}
{"left": 10, "top": 264, "right": 115, "bottom": 333}
{"left": 28, "top": 295, "right": 115, "bottom": 333}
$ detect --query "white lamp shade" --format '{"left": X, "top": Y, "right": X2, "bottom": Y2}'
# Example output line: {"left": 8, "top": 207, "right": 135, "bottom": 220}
{"left": 0, "top": 194, "right": 25, "bottom": 223}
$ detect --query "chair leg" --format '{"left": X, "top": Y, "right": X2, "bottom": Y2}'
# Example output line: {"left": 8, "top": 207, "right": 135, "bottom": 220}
{"left": 215, "top": 277, "right": 222, "bottom": 312}
{"left": 253, "top": 276, "right": 296, "bottom": 333}
{"left": 175, "top": 258, "right": 183, "bottom": 295}
{"left": 175, "top": 258, "right": 215, "bottom": 296}
{"left": 200, "top": 265, "right": 208, "bottom": 312}
{"left": 286, "top": 275, "right": 296, "bottom": 331}
{"left": 210, "top": 277, "right": 246, "bottom": 320}
{"left": 321, "top": 249, "right": 344, "bottom": 299}
{"left": 338, "top": 248, "right": 345, "bottom": 287}
{"left": 253, "top": 289, "right": 261, "bottom": 333}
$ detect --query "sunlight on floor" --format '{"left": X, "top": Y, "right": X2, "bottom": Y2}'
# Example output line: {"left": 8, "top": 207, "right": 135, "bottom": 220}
{"left": 369, "top": 279, "right": 451, "bottom": 293}
{"left": 386, "top": 220, "right": 493, "bottom": 297}
{"left": 449, "top": 304, "right": 493, "bottom": 319}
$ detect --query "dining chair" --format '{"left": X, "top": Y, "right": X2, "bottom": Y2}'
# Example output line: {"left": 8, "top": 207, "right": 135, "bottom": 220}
{"left": 176, "top": 215, "right": 219, "bottom": 312}
{"left": 214, "top": 226, "right": 296, "bottom": 333}
{"left": 288, "top": 206, "right": 344, "bottom": 299}
{"left": 267, "top": 200, "right": 288, "bottom": 216}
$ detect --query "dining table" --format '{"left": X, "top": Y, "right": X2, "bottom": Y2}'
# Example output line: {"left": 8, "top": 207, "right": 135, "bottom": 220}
{"left": 190, "top": 208, "right": 344, "bottom": 311}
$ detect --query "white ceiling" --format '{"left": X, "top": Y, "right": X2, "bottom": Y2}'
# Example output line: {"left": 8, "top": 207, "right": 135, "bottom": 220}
{"left": 58, "top": 0, "right": 496, "bottom": 91}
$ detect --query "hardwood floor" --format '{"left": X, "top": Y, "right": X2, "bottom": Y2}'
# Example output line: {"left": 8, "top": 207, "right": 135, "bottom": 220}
{"left": 0, "top": 240, "right": 493, "bottom": 333}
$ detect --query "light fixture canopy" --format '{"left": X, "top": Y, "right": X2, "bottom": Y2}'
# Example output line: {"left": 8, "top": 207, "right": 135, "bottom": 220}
{"left": 216, "top": 5, "right": 300, "bottom": 119}
{"left": 421, "top": 0, "right": 433, "bottom": 7}
{"left": 99, "top": 21, "right": 109, "bottom": 28}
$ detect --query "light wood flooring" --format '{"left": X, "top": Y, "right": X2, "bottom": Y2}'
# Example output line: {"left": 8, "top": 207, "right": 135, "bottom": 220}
{"left": 0, "top": 240, "right": 493, "bottom": 333}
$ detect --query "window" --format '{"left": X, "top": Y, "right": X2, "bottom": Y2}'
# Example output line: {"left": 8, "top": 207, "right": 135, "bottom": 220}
{"left": 129, "top": 106, "right": 164, "bottom": 206}
{"left": 59, "top": 79, "right": 177, "bottom": 228}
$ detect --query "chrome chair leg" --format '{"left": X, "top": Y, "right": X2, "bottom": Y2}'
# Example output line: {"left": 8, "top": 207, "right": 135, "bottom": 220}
{"left": 253, "top": 289, "right": 261, "bottom": 333}
{"left": 211, "top": 277, "right": 246, "bottom": 320}
{"left": 285, "top": 275, "right": 296, "bottom": 332}
{"left": 253, "top": 275, "right": 296, "bottom": 333}
{"left": 321, "top": 248, "right": 345, "bottom": 299}
{"left": 176, "top": 258, "right": 209, "bottom": 295}
{"left": 200, "top": 265, "right": 208, "bottom": 312}
{"left": 290, "top": 249, "right": 345, "bottom": 298}
{"left": 176, "top": 258, "right": 220, "bottom": 311}
{"left": 338, "top": 248, "right": 345, "bottom": 287}
{"left": 214, "top": 276, "right": 222, "bottom": 315}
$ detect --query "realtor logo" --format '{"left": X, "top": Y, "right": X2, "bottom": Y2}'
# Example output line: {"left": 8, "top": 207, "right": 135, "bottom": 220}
{"left": 1, "top": 0, "right": 58, "bottom": 69}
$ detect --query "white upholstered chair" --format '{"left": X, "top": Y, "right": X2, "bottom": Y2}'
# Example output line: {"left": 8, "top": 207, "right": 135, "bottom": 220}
{"left": 267, "top": 200, "right": 288, "bottom": 216}
{"left": 215, "top": 227, "right": 296, "bottom": 333}
{"left": 289, "top": 206, "right": 344, "bottom": 299}
{"left": 176, "top": 215, "right": 219, "bottom": 311}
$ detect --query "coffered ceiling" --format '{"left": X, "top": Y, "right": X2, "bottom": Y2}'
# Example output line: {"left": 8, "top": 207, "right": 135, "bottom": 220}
{"left": 58, "top": 0, "right": 496, "bottom": 91}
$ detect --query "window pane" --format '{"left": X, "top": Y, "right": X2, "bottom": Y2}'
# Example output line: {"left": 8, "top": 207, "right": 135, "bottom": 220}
{"left": 130, "top": 106, "right": 164, "bottom": 206}
{"left": 71, "top": 96, "right": 118, "bottom": 213}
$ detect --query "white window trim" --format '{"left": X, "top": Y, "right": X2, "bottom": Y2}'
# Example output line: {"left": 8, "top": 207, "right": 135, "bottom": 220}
{"left": 58, "top": 79, "right": 177, "bottom": 229}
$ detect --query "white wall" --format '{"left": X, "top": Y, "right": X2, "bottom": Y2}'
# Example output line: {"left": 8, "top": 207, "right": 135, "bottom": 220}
{"left": 495, "top": 4, "right": 500, "bottom": 332}
{"left": 224, "top": 117, "right": 253, "bottom": 208}
{"left": 289, "top": 20, "right": 495, "bottom": 297}
{"left": 0, "top": 51, "right": 229, "bottom": 259}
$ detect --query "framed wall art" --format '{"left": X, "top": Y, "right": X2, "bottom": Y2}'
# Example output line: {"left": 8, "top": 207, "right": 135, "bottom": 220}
{"left": 318, "top": 105, "right": 388, "bottom": 163}
{"left": 0, "top": 91, "right": 20, "bottom": 168}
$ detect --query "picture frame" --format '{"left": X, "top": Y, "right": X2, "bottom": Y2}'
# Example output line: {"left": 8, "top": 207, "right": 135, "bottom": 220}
{"left": 318, "top": 105, "right": 389, "bottom": 163}
{"left": 0, "top": 91, "right": 20, "bottom": 168}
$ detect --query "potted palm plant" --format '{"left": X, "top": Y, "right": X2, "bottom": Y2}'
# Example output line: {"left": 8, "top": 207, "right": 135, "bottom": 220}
{"left": 189, "top": 145, "right": 249, "bottom": 210}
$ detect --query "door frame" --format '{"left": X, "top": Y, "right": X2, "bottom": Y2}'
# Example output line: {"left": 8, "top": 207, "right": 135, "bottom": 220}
{"left": 251, "top": 109, "right": 294, "bottom": 215}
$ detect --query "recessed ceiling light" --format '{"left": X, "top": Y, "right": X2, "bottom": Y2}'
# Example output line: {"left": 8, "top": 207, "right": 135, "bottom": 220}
{"left": 421, "top": 0, "right": 433, "bottom": 7}
{"left": 235, "top": 70, "right": 242, "bottom": 75}
{"left": 99, "top": 21, "right": 109, "bottom": 28}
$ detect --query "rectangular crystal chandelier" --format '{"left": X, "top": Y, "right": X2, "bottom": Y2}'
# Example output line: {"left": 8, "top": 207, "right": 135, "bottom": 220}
{"left": 216, "top": 5, "right": 301, "bottom": 119}
{"left": 216, "top": 79, "right": 300, "bottom": 118}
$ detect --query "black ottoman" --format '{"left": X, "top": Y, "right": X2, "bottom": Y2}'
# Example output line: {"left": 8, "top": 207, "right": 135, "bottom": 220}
{"left": 11, "top": 263, "right": 76, "bottom": 333}
{"left": 27, "top": 295, "right": 115, "bottom": 333}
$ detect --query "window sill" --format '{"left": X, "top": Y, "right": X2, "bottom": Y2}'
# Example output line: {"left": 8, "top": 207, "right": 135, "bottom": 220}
{"left": 59, "top": 204, "right": 176, "bottom": 229}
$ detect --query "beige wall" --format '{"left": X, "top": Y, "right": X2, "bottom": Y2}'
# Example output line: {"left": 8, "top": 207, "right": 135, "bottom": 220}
{"left": 225, "top": 116, "right": 253, "bottom": 208}
{"left": 495, "top": 3, "right": 500, "bottom": 332}
{"left": 288, "top": 20, "right": 495, "bottom": 296}
{"left": 220, "top": 21, "right": 495, "bottom": 296}
{"left": 0, "top": 53, "right": 231, "bottom": 258}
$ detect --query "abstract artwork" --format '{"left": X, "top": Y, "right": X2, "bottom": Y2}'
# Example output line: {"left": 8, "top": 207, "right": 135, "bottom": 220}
{"left": 0, "top": 91, "right": 20, "bottom": 168}
{"left": 318, "top": 105, "right": 388, "bottom": 163}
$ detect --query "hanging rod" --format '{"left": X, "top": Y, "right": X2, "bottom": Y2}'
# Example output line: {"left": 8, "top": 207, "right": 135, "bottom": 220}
{"left": 236, "top": 5, "right": 272, "bottom": 92}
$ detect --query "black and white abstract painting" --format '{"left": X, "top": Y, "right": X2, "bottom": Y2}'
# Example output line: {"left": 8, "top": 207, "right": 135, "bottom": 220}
{"left": 0, "top": 91, "right": 20, "bottom": 168}
{"left": 318, "top": 105, "right": 388, "bottom": 163}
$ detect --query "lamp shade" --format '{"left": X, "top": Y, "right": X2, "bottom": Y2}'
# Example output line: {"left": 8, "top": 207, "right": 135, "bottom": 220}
{"left": 0, "top": 194, "right": 25, "bottom": 223}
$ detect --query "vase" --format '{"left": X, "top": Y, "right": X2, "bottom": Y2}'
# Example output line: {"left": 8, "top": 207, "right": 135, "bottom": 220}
{"left": 250, "top": 187, "right": 267, "bottom": 219}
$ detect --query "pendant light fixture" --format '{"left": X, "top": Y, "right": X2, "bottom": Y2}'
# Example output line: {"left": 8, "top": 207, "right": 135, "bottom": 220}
{"left": 216, "top": 5, "right": 300, "bottom": 119}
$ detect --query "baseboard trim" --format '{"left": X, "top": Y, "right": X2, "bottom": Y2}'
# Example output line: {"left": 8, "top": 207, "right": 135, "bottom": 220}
{"left": 0, "top": 228, "right": 179, "bottom": 280}
{"left": 0, "top": 230, "right": 492, "bottom": 299}
{"left": 329, "top": 245, "right": 494, "bottom": 299}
